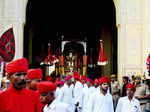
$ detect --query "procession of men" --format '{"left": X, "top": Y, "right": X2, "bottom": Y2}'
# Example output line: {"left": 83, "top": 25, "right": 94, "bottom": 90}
{"left": 1, "top": 57, "right": 150, "bottom": 112}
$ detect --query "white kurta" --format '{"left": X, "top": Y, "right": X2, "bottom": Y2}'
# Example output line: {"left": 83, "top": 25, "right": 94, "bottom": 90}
{"left": 55, "top": 87, "right": 60, "bottom": 99}
{"left": 43, "top": 100, "right": 73, "bottom": 112}
{"left": 86, "top": 91, "right": 114, "bottom": 112}
{"left": 73, "top": 81, "right": 83, "bottom": 107}
{"left": 115, "top": 96, "right": 141, "bottom": 112}
{"left": 57, "top": 83, "right": 75, "bottom": 111}
{"left": 82, "top": 86, "right": 93, "bottom": 112}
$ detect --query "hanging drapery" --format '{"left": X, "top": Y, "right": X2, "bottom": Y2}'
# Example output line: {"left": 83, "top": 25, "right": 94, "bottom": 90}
{"left": 97, "top": 40, "right": 107, "bottom": 76}
{"left": 97, "top": 40, "right": 107, "bottom": 66}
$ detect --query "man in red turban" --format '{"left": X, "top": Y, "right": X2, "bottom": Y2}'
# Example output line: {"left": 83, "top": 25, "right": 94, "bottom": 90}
{"left": 73, "top": 72, "right": 83, "bottom": 111}
{"left": 86, "top": 76, "right": 114, "bottom": 112}
{"left": 0, "top": 58, "right": 41, "bottom": 112}
{"left": 37, "top": 81, "right": 72, "bottom": 112}
{"left": 81, "top": 75, "right": 87, "bottom": 88}
{"left": 57, "top": 75, "right": 75, "bottom": 111}
{"left": 26, "top": 68, "right": 43, "bottom": 91}
{"left": 116, "top": 83, "right": 141, "bottom": 112}
{"left": 94, "top": 78, "right": 99, "bottom": 88}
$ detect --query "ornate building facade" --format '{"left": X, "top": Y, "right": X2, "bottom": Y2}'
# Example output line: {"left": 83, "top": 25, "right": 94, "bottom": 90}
{"left": 0, "top": 0, "right": 150, "bottom": 85}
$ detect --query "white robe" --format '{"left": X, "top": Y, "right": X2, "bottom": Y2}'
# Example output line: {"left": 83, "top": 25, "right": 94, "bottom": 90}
{"left": 57, "top": 83, "right": 75, "bottom": 111}
{"left": 55, "top": 87, "right": 60, "bottom": 99}
{"left": 43, "top": 100, "right": 73, "bottom": 112}
{"left": 82, "top": 86, "right": 94, "bottom": 112}
{"left": 115, "top": 96, "right": 141, "bottom": 112}
{"left": 86, "top": 91, "right": 114, "bottom": 112}
{"left": 73, "top": 81, "right": 83, "bottom": 107}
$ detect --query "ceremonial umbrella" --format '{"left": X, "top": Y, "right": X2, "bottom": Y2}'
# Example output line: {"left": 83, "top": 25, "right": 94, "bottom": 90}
{"left": 0, "top": 27, "right": 15, "bottom": 62}
{"left": 0, "top": 27, "right": 15, "bottom": 87}
{"left": 40, "top": 43, "right": 58, "bottom": 76}
{"left": 97, "top": 40, "right": 107, "bottom": 76}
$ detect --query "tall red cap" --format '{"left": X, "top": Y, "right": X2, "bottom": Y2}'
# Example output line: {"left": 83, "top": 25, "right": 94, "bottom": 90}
{"left": 99, "top": 76, "right": 110, "bottom": 85}
{"left": 27, "top": 68, "right": 43, "bottom": 79}
{"left": 37, "top": 81, "right": 56, "bottom": 93}
{"left": 6, "top": 57, "right": 28, "bottom": 75}
{"left": 126, "top": 83, "right": 136, "bottom": 92}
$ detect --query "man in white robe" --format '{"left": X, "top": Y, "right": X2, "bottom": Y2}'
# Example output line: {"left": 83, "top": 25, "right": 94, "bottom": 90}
{"left": 81, "top": 75, "right": 87, "bottom": 88}
{"left": 57, "top": 75, "right": 75, "bottom": 111}
{"left": 55, "top": 81, "right": 64, "bottom": 100}
{"left": 86, "top": 76, "right": 114, "bottom": 112}
{"left": 73, "top": 72, "right": 83, "bottom": 112}
{"left": 82, "top": 78, "right": 93, "bottom": 112}
{"left": 115, "top": 83, "right": 141, "bottom": 112}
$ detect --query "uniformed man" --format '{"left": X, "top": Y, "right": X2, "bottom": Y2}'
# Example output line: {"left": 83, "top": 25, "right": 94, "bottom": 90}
{"left": 110, "top": 74, "right": 120, "bottom": 110}
{"left": 134, "top": 75, "right": 150, "bottom": 112}
{"left": 121, "top": 76, "right": 129, "bottom": 97}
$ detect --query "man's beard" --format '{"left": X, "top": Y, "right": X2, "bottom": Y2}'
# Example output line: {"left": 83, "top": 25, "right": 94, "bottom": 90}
{"left": 14, "top": 80, "right": 26, "bottom": 90}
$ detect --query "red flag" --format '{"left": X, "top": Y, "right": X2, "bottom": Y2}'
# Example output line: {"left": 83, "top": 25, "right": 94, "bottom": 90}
{"left": 0, "top": 28, "right": 15, "bottom": 62}
{"left": 97, "top": 40, "right": 107, "bottom": 66}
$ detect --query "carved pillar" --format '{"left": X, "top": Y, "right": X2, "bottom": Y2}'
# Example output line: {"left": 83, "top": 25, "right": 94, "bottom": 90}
{"left": 0, "top": 0, "right": 28, "bottom": 60}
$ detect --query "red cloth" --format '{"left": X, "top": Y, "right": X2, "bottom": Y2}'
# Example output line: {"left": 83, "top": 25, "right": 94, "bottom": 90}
{"left": 45, "top": 76, "right": 53, "bottom": 82}
{"left": 81, "top": 75, "right": 86, "bottom": 81}
{"left": 126, "top": 83, "right": 136, "bottom": 92}
{"left": 99, "top": 76, "right": 110, "bottom": 85}
{"left": 27, "top": 68, "right": 43, "bottom": 79}
{"left": 94, "top": 78, "right": 99, "bottom": 84}
{"left": 64, "top": 75, "right": 72, "bottom": 81}
{"left": 0, "top": 86, "right": 41, "bottom": 112}
{"left": 37, "top": 81, "right": 56, "bottom": 93}
{"left": 6, "top": 58, "right": 28, "bottom": 75}
{"left": 55, "top": 78, "right": 60, "bottom": 83}
{"left": 57, "top": 81, "right": 64, "bottom": 85}
{"left": 73, "top": 72, "right": 80, "bottom": 80}
{"left": 86, "top": 78, "right": 91, "bottom": 83}
{"left": 97, "top": 40, "right": 107, "bottom": 66}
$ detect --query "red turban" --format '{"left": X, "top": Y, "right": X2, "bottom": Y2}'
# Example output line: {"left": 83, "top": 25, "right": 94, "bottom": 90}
{"left": 45, "top": 76, "right": 53, "bottom": 82}
{"left": 37, "top": 81, "right": 56, "bottom": 93}
{"left": 6, "top": 58, "right": 28, "bottom": 75}
{"left": 94, "top": 78, "right": 99, "bottom": 84}
{"left": 55, "top": 78, "right": 60, "bottom": 83}
{"left": 27, "top": 68, "right": 43, "bottom": 79}
{"left": 58, "top": 81, "right": 64, "bottom": 85}
{"left": 99, "top": 76, "right": 110, "bottom": 85}
{"left": 74, "top": 72, "right": 80, "bottom": 80}
{"left": 126, "top": 83, "right": 136, "bottom": 92}
{"left": 65, "top": 75, "right": 72, "bottom": 81}
{"left": 86, "top": 78, "right": 91, "bottom": 83}
{"left": 81, "top": 75, "right": 86, "bottom": 80}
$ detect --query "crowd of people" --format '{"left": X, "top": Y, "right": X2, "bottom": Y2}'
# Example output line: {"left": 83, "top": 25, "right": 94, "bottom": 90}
{"left": 0, "top": 57, "right": 150, "bottom": 112}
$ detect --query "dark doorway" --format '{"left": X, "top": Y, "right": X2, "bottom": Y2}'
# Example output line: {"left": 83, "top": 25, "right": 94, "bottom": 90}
{"left": 24, "top": 0, "right": 117, "bottom": 78}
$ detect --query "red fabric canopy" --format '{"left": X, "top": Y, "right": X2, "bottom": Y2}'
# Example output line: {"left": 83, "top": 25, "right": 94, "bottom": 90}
{"left": 97, "top": 40, "right": 107, "bottom": 66}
